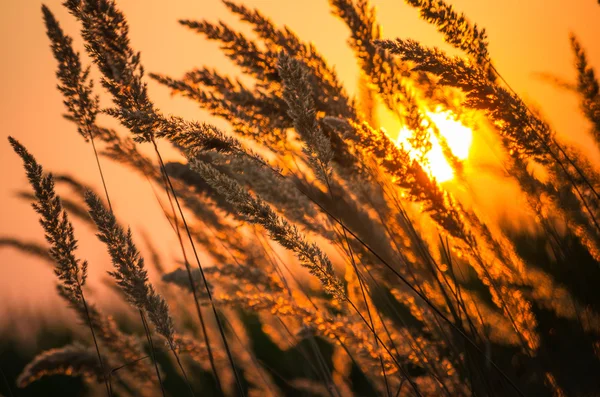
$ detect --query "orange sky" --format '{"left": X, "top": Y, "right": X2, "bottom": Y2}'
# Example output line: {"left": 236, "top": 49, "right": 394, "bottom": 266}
{"left": 1, "top": 0, "right": 600, "bottom": 336}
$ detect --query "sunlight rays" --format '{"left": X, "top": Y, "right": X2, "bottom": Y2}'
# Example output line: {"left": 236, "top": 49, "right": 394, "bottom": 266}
{"left": 397, "top": 109, "right": 473, "bottom": 182}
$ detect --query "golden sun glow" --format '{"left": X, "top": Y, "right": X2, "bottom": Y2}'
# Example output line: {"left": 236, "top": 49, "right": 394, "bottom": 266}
{"left": 396, "top": 110, "right": 473, "bottom": 182}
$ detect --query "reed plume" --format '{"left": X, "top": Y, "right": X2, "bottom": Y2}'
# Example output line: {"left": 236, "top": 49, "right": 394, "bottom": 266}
{"left": 189, "top": 159, "right": 345, "bottom": 300}
{"left": 7, "top": 0, "right": 600, "bottom": 395}
{"left": 85, "top": 192, "right": 176, "bottom": 348}
{"left": 9, "top": 137, "right": 112, "bottom": 396}
{"left": 17, "top": 344, "right": 109, "bottom": 388}
{"left": 570, "top": 34, "right": 600, "bottom": 139}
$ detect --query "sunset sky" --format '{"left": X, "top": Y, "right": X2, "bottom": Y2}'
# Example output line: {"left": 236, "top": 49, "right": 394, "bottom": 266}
{"left": 2, "top": 0, "right": 600, "bottom": 336}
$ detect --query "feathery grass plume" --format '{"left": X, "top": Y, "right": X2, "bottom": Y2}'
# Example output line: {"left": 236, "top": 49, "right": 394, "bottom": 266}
{"left": 377, "top": 39, "right": 552, "bottom": 162}
{"left": 181, "top": 67, "right": 244, "bottom": 95}
{"left": 221, "top": 0, "right": 356, "bottom": 119}
{"left": 329, "top": 0, "right": 441, "bottom": 157}
{"left": 64, "top": 0, "right": 157, "bottom": 142}
{"left": 180, "top": 19, "right": 277, "bottom": 86}
{"left": 403, "top": 0, "right": 491, "bottom": 66}
{"left": 174, "top": 335, "right": 228, "bottom": 368}
{"left": 9, "top": 138, "right": 89, "bottom": 297}
{"left": 26, "top": 289, "right": 158, "bottom": 394}
{"left": 152, "top": 115, "right": 271, "bottom": 167}
{"left": 7, "top": 177, "right": 156, "bottom": 388}
{"left": 17, "top": 343, "right": 109, "bottom": 388}
{"left": 101, "top": 99, "right": 273, "bottom": 180}
{"left": 150, "top": 71, "right": 290, "bottom": 150}
{"left": 336, "top": 119, "right": 542, "bottom": 352}
{"left": 62, "top": 297, "right": 158, "bottom": 385}
{"left": 195, "top": 151, "right": 327, "bottom": 235}
{"left": 381, "top": 38, "right": 600, "bottom": 259}
{"left": 329, "top": 0, "right": 394, "bottom": 108}
{"left": 189, "top": 159, "right": 345, "bottom": 300}
{"left": 8, "top": 137, "right": 112, "bottom": 395}
{"left": 84, "top": 190, "right": 190, "bottom": 396}
{"left": 13, "top": 0, "right": 600, "bottom": 394}
{"left": 381, "top": 37, "right": 600, "bottom": 200}
{"left": 411, "top": 41, "right": 600, "bottom": 233}
{"left": 212, "top": 293, "right": 397, "bottom": 372}
{"left": 278, "top": 52, "right": 334, "bottom": 182}
{"left": 54, "top": 174, "right": 96, "bottom": 198}
{"left": 84, "top": 191, "right": 176, "bottom": 348}
{"left": 570, "top": 34, "right": 600, "bottom": 138}
{"left": 174, "top": 5, "right": 362, "bottom": 170}
{"left": 97, "top": 131, "right": 157, "bottom": 178}
{"left": 153, "top": 19, "right": 361, "bottom": 179}
{"left": 278, "top": 54, "right": 399, "bottom": 389}
{"left": 329, "top": 0, "right": 435, "bottom": 107}
{"left": 337, "top": 119, "right": 467, "bottom": 239}
{"left": 225, "top": 292, "right": 428, "bottom": 397}
{"left": 99, "top": 134, "right": 240, "bottom": 242}
{"left": 42, "top": 5, "right": 99, "bottom": 138}
{"left": 54, "top": 19, "right": 271, "bottom": 378}
{"left": 180, "top": 15, "right": 355, "bottom": 120}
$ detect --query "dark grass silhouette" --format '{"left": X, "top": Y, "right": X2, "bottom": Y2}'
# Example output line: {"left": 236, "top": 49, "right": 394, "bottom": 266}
{"left": 3, "top": 0, "right": 600, "bottom": 396}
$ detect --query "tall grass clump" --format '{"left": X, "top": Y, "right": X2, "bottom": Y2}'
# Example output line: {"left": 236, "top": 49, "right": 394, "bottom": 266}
{"left": 4, "top": 0, "right": 600, "bottom": 396}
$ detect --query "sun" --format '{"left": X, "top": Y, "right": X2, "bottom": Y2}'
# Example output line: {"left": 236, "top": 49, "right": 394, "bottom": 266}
{"left": 396, "top": 109, "right": 473, "bottom": 182}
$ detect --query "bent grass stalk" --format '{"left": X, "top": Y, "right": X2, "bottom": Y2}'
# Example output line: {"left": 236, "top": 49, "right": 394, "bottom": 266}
{"left": 8, "top": 137, "right": 112, "bottom": 397}
{"left": 9, "top": 0, "right": 600, "bottom": 395}
{"left": 151, "top": 139, "right": 245, "bottom": 396}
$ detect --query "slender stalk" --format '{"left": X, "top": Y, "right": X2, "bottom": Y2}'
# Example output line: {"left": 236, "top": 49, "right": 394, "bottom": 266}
{"left": 274, "top": 164, "right": 527, "bottom": 397}
{"left": 171, "top": 347, "right": 195, "bottom": 397}
{"left": 151, "top": 138, "right": 245, "bottom": 396}
{"left": 10, "top": 138, "right": 113, "bottom": 397}
{"left": 89, "top": 133, "right": 113, "bottom": 212}
{"left": 153, "top": 146, "right": 225, "bottom": 396}
{"left": 311, "top": 176, "right": 377, "bottom": 396}
{"left": 109, "top": 355, "right": 150, "bottom": 384}
{"left": 325, "top": 184, "right": 392, "bottom": 396}
{"left": 255, "top": 230, "right": 371, "bottom": 396}
{"left": 77, "top": 286, "right": 113, "bottom": 397}
{"left": 86, "top": 128, "right": 168, "bottom": 396}
{"left": 490, "top": 64, "right": 600, "bottom": 203}
{"left": 139, "top": 311, "right": 167, "bottom": 397}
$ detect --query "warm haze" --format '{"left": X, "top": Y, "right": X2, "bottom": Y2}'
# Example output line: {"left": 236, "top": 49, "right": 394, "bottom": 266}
{"left": 2, "top": 1, "right": 600, "bottom": 396}
{"left": 2, "top": 0, "right": 599, "bottom": 318}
